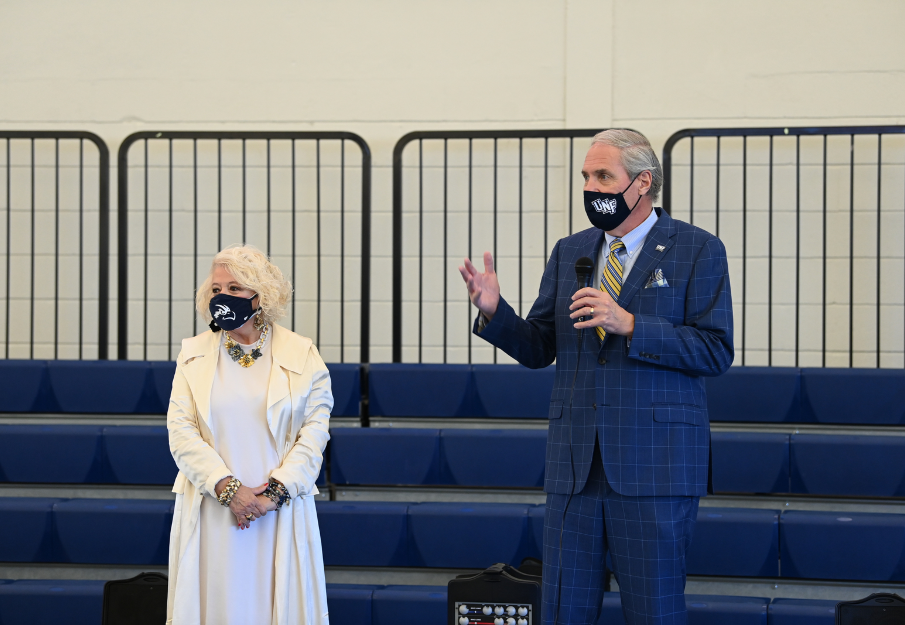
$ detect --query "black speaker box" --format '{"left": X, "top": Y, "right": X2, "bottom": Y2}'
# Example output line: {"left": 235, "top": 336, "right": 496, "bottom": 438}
{"left": 102, "top": 572, "right": 168, "bottom": 625}
{"left": 836, "top": 592, "right": 905, "bottom": 625}
{"left": 448, "top": 562, "right": 541, "bottom": 625}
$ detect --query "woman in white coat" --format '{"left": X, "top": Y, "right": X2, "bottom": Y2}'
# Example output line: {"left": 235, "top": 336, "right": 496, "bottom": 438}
{"left": 166, "top": 244, "right": 331, "bottom": 625}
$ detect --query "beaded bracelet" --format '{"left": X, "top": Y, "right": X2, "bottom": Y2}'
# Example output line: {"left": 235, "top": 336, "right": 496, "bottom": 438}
{"left": 263, "top": 477, "right": 291, "bottom": 509}
{"left": 217, "top": 477, "right": 242, "bottom": 507}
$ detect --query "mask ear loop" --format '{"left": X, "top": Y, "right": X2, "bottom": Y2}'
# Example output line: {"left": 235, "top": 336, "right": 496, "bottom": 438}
{"left": 248, "top": 292, "right": 262, "bottom": 315}
{"left": 623, "top": 171, "right": 647, "bottom": 211}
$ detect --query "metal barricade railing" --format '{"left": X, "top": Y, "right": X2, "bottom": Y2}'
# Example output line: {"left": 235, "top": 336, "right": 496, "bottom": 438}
{"left": 391, "top": 129, "right": 605, "bottom": 364}
{"left": 663, "top": 126, "right": 905, "bottom": 368}
{"left": 0, "top": 131, "right": 110, "bottom": 359}
{"left": 117, "top": 131, "right": 371, "bottom": 363}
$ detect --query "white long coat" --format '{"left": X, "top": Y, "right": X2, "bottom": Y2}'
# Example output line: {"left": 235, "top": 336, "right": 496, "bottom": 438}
{"left": 165, "top": 324, "right": 332, "bottom": 625}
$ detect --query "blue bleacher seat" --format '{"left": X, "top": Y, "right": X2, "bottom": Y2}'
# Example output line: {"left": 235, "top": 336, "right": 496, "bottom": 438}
{"left": 801, "top": 368, "right": 905, "bottom": 425}
{"left": 441, "top": 429, "right": 546, "bottom": 487}
{"left": 790, "top": 434, "right": 905, "bottom": 497}
{"left": 408, "top": 503, "right": 530, "bottom": 568}
{"left": 593, "top": 594, "right": 769, "bottom": 624}
{"left": 706, "top": 367, "right": 801, "bottom": 422}
{"left": 371, "top": 585, "right": 447, "bottom": 625}
{"left": 685, "top": 595, "right": 768, "bottom": 624}
{"left": 47, "top": 360, "right": 156, "bottom": 414}
{"left": 11, "top": 362, "right": 905, "bottom": 425}
{"left": 369, "top": 364, "right": 475, "bottom": 417}
{"left": 326, "top": 583, "right": 381, "bottom": 625}
{"left": 327, "top": 363, "right": 361, "bottom": 417}
{"left": 527, "top": 504, "right": 545, "bottom": 560}
{"left": 686, "top": 508, "right": 779, "bottom": 577}
{"left": 330, "top": 428, "right": 443, "bottom": 485}
{"left": 780, "top": 510, "right": 905, "bottom": 581}
{"left": 53, "top": 499, "right": 173, "bottom": 565}
{"left": 103, "top": 426, "right": 178, "bottom": 485}
{"left": 0, "top": 425, "right": 109, "bottom": 483}
{"left": 150, "top": 360, "right": 177, "bottom": 413}
{"left": 768, "top": 598, "right": 837, "bottom": 624}
{"left": 472, "top": 364, "right": 554, "bottom": 418}
{"left": 316, "top": 502, "right": 410, "bottom": 566}
{"left": 0, "top": 497, "right": 60, "bottom": 562}
{"left": 711, "top": 432, "right": 790, "bottom": 494}
{"left": 0, "top": 580, "right": 104, "bottom": 625}
{"left": 0, "top": 360, "right": 55, "bottom": 412}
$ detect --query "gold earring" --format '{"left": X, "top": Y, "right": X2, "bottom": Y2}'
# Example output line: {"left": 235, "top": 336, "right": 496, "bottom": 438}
{"left": 253, "top": 311, "right": 266, "bottom": 331}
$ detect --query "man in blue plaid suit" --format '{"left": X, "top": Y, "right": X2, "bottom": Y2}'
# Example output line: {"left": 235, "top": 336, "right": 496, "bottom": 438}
{"left": 459, "top": 130, "right": 733, "bottom": 625}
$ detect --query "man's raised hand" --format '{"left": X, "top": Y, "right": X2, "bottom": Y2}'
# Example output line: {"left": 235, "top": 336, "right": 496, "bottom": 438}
{"left": 458, "top": 252, "right": 500, "bottom": 320}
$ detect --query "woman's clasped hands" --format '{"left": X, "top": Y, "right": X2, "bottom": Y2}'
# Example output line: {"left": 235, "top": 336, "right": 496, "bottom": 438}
{"left": 216, "top": 478, "right": 276, "bottom": 530}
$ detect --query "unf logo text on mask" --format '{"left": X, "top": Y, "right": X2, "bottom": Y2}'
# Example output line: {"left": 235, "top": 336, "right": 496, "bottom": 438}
{"left": 583, "top": 172, "right": 644, "bottom": 231}
{"left": 592, "top": 198, "right": 618, "bottom": 214}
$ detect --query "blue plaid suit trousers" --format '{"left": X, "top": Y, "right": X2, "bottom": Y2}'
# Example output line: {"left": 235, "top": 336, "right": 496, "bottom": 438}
{"left": 543, "top": 441, "right": 699, "bottom": 625}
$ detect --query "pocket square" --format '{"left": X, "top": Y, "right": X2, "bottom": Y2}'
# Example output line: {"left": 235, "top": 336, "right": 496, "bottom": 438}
{"left": 644, "top": 268, "right": 669, "bottom": 289}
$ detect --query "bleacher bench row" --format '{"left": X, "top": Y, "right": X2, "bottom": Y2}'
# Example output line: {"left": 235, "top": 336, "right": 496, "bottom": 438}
{"left": 329, "top": 428, "right": 905, "bottom": 497}
{"left": 3, "top": 424, "right": 905, "bottom": 498}
{"left": 3, "top": 361, "right": 904, "bottom": 424}
{"left": 0, "top": 581, "right": 840, "bottom": 625}
{"left": 3, "top": 498, "right": 904, "bottom": 582}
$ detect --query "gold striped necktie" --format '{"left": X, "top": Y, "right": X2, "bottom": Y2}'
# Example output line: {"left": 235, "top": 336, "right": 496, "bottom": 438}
{"left": 597, "top": 239, "right": 625, "bottom": 342}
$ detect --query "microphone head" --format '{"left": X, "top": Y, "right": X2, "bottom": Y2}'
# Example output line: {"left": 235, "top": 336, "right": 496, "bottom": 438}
{"left": 574, "top": 256, "right": 594, "bottom": 279}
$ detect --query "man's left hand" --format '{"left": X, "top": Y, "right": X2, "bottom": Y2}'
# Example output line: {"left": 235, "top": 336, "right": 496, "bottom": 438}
{"left": 569, "top": 288, "right": 635, "bottom": 336}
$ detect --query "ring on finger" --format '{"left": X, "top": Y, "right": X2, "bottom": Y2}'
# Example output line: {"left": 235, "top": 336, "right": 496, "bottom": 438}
{"left": 589, "top": 307, "right": 594, "bottom": 316}
{"left": 245, "top": 513, "right": 253, "bottom": 520}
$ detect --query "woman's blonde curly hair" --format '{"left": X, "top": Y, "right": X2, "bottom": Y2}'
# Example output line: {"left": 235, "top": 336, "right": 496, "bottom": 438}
{"left": 195, "top": 245, "right": 293, "bottom": 327}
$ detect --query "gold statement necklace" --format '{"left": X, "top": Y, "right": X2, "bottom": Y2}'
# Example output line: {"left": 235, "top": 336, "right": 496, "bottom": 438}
{"left": 224, "top": 324, "right": 269, "bottom": 368}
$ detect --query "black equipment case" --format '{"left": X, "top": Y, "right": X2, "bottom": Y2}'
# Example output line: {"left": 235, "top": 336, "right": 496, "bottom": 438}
{"left": 836, "top": 592, "right": 905, "bottom": 624}
{"left": 448, "top": 562, "right": 541, "bottom": 625}
{"left": 102, "top": 572, "right": 168, "bottom": 625}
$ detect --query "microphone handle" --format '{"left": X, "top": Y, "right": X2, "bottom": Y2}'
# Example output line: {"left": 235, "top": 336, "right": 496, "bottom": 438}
{"left": 577, "top": 277, "right": 591, "bottom": 323}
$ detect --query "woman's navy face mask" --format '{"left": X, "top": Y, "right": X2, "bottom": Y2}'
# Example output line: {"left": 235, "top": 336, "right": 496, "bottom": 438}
{"left": 209, "top": 292, "right": 258, "bottom": 331}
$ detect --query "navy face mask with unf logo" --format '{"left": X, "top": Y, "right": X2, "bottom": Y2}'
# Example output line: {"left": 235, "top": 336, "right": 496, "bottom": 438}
{"left": 209, "top": 292, "right": 259, "bottom": 331}
{"left": 583, "top": 172, "right": 644, "bottom": 231}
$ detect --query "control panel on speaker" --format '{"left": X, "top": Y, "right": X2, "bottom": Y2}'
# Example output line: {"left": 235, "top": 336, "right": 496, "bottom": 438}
{"left": 453, "top": 602, "right": 532, "bottom": 625}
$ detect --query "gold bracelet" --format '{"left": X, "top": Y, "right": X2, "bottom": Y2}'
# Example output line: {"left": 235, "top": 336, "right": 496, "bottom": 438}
{"left": 217, "top": 477, "right": 241, "bottom": 507}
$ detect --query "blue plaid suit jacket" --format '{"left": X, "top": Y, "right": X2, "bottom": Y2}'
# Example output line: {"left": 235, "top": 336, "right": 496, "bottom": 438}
{"left": 476, "top": 208, "right": 734, "bottom": 497}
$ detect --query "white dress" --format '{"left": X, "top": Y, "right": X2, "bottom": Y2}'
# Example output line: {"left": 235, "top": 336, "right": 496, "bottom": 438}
{"left": 199, "top": 332, "right": 279, "bottom": 625}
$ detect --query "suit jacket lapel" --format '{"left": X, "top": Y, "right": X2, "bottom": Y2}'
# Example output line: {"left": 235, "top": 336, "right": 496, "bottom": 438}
{"left": 266, "top": 324, "right": 314, "bottom": 444}
{"left": 563, "top": 228, "right": 605, "bottom": 290}
{"left": 180, "top": 332, "right": 220, "bottom": 429}
{"left": 617, "top": 208, "right": 677, "bottom": 309}
{"left": 267, "top": 324, "right": 312, "bottom": 408}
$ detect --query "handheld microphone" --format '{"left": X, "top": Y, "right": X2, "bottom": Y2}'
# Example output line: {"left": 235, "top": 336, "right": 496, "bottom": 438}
{"left": 574, "top": 256, "right": 594, "bottom": 322}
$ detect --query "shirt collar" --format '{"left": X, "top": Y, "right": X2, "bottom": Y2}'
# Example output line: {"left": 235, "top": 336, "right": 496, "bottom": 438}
{"left": 604, "top": 206, "right": 659, "bottom": 259}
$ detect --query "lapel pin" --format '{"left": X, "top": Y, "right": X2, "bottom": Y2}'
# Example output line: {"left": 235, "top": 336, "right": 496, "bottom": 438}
{"left": 655, "top": 245, "right": 665, "bottom": 252}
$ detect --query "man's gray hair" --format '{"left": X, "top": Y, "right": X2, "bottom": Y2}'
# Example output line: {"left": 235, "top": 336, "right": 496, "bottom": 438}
{"left": 591, "top": 129, "right": 663, "bottom": 202}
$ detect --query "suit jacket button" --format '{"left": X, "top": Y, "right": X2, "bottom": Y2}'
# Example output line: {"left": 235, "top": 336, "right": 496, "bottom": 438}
{"left": 598, "top": 357, "right": 607, "bottom": 365}
{"left": 592, "top": 403, "right": 597, "bottom": 409}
